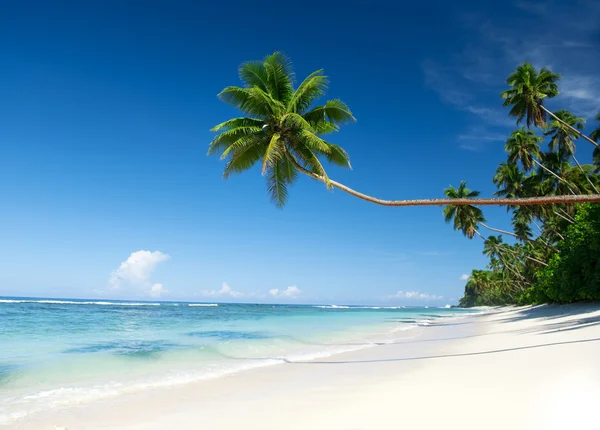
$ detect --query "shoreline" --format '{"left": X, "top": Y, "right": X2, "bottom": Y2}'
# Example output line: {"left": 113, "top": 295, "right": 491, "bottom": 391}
{"left": 10, "top": 303, "right": 600, "bottom": 430}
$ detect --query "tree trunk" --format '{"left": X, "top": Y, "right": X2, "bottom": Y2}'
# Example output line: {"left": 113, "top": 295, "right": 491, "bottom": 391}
{"left": 288, "top": 158, "right": 600, "bottom": 207}
{"left": 479, "top": 223, "right": 558, "bottom": 252}
{"left": 476, "top": 232, "right": 532, "bottom": 284}
{"left": 532, "top": 159, "right": 576, "bottom": 195}
{"left": 572, "top": 154, "right": 600, "bottom": 194}
{"left": 541, "top": 106, "right": 600, "bottom": 149}
{"left": 488, "top": 237, "right": 549, "bottom": 267}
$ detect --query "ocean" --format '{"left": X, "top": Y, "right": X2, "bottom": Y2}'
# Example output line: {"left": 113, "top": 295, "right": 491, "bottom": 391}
{"left": 0, "top": 297, "right": 479, "bottom": 425}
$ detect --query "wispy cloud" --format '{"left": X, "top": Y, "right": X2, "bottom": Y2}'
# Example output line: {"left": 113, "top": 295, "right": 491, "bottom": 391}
{"left": 460, "top": 274, "right": 470, "bottom": 281}
{"left": 108, "top": 250, "right": 170, "bottom": 297}
{"left": 269, "top": 286, "right": 302, "bottom": 298}
{"left": 423, "top": 1, "right": 600, "bottom": 148}
{"left": 389, "top": 290, "right": 444, "bottom": 301}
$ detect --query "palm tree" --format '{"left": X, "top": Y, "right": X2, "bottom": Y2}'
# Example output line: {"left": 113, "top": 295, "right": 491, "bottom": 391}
{"left": 512, "top": 207, "right": 533, "bottom": 240}
{"left": 442, "top": 181, "right": 484, "bottom": 239}
{"left": 209, "top": 52, "right": 354, "bottom": 207}
{"left": 211, "top": 53, "right": 600, "bottom": 207}
{"left": 505, "top": 128, "right": 576, "bottom": 194}
{"left": 493, "top": 162, "right": 528, "bottom": 198}
{"left": 483, "top": 235, "right": 504, "bottom": 263}
{"left": 544, "top": 110, "right": 599, "bottom": 193}
{"left": 538, "top": 152, "right": 581, "bottom": 195}
{"left": 501, "top": 63, "right": 599, "bottom": 149}
{"left": 443, "top": 182, "right": 556, "bottom": 251}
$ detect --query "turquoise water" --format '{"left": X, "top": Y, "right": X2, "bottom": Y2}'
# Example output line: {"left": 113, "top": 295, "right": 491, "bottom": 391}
{"left": 0, "top": 297, "right": 479, "bottom": 424}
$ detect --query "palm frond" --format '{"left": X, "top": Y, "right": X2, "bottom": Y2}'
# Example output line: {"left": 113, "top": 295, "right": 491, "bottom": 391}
{"left": 266, "top": 161, "right": 287, "bottom": 208}
{"left": 324, "top": 143, "right": 351, "bottom": 168}
{"left": 262, "top": 133, "right": 283, "bottom": 174}
{"left": 208, "top": 125, "right": 263, "bottom": 156}
{"left": 211, "top": 118, "right": 265, "bottom": 132}
{"left": 303, "top": 99, "right": 356, "bottom": 128}
{"left": 264, "top": 52, "right": 294, "bottom": 104}
{"left": 218, "top": 86, "right": 284, "bottom": 116}
{"left": 219, "top": 133, "right": 265, "bottom": 160}
{"left": 290, "top": 145, "right": 331, "bottom": 187}
{"left": 287, "top": 70, "right": 328, "bottom": 114}
{"left": 238, "top": 61, "right": 270, "bottom": 92}
{"left": 222, "top": 139, "right": 266, "bottom": 179}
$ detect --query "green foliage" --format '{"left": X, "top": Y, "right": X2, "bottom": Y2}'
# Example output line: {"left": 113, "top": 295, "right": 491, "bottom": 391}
{"left": 457, "top": 64, "right": 600, "bottom": 308}
{"left": 210, "top": 52, "right": 355, "bottom": 207}
{"left": 533, "top": 204, "right": 600, "bottom": 303}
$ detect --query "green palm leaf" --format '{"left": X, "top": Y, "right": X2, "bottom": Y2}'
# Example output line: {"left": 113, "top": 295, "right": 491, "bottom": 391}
{"left": 288, "top": 70, "right": 328, "bottom": 114}
{"left": 262, "top": 133, "right": 283, "bottom": 174}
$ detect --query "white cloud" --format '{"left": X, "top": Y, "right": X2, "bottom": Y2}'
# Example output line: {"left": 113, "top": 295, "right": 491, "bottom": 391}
{"left": 199, "top": 282, "right": 244, "bottom": 298}
{"left": 149, "top": 283, "right": 168, "bottom": 298}
{"left": 460, "top": 274, "right": 470, "bottom": 281}
{"left": 108, "top": 250, "right": 170, "bottom": 298}
{"left": 269, "top": 286, "right": 302, "bottom": 298}
{"left": 109, "top": 250, "right": 170, "bottom": 290}
{"left": 389, "top": 290, "right": 444, "bottom": 301}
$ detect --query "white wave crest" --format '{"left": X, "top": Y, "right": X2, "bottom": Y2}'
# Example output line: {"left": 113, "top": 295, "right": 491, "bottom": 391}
{"left": 313, "top": 305, "right": 350, "bottom": 309}
{"left": 188, "top": 303, "right": 219, "bottom": 307}
{"left": 0, "top": 299, "right": 160, "bottom": 306}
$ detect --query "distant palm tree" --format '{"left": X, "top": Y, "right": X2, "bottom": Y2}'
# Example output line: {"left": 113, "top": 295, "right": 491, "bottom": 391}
{"left": 544, "top": 110, "right": 598, "bottom": 193}
{"left": 505, "top": 128, "right": 575, "bottom": 193}
{"left": 501, "top": 63, "right": 599, "bottom": 149}
{"left": 483, "top": 235, "right": 504, "bottom": 263}
{"left": 211, "top": 53, "right": 600, "bottom": 207}
{"left": 512, "top": 207, "right": 534, "bottom": 240}
{"left": 538, "top": 152, "right": 580, "bottom": 195}
{"left": 443, "top": 181, "right": 485, "bottom": 239}
{"left": 493, "top": 162, "right": 527, "bottom": 196}
{"left": 444, "top": 182, "right": 556, "bottom": 251}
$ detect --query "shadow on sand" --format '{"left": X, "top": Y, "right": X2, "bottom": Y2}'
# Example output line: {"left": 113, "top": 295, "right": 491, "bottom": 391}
{"left": 215, "top": 303, "right": 600, "bottom": 365}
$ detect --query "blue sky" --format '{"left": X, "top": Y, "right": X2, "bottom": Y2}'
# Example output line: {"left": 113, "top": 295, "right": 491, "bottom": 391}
{"left": 1, "top": 0, "right": 599, "bottom": 305}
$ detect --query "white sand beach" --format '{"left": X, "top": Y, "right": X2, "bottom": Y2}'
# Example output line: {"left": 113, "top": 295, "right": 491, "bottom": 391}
{"left": 13, "top": 304, "right": 600, "bottom": 430}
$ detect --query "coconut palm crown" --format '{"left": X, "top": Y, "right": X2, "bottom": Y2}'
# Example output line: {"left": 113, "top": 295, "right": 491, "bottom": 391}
{"left": 443, "top": 181, "right": 486, "bottom": 239}
{"left": 501, "top": 62, "right": 560, "bottom": 128}
{"left": 505, "top": 128, "right": 543, "bottom": 172}
{"left": 209, "top": 52, "right": 355, "bottom": 207}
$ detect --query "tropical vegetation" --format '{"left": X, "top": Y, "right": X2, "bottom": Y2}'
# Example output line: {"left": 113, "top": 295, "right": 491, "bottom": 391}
{"left": 210, "top": 53, "right": 600, "bottom": 208}
{"left": 210, "top": 54, "right": 600, "bottom": 306}
{"left": 451, "top": 63, "right": 600, "bottom": 306}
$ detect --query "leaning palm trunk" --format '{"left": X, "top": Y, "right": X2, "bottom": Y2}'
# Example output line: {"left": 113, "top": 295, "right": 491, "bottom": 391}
{"left": 479, "top": 223, "right": 557, "bottom": 253}
{"left": 532, "top": 159, "right": 576, "bottom": 195}
{"left": 286, "top": 154, "right": 600, "bottom": 207}
{"left": 475, "top": 231, "right": 529, "bottom": 283}
{"left": 555, "top": 207, "right": 575, "bottom": 223}
{"left": 571, "top": 154, "right": 600, "bottom": 194}
{"left": 541, "top": 106, "right": 600, "bottom": 149}
{"left": 489, "top": 238, "right": 549, "bottom": 267}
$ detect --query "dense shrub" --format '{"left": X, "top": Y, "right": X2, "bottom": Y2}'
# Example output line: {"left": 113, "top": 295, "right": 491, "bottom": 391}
{"left": 533, "top": 204, "right": 600, "bottom": 302}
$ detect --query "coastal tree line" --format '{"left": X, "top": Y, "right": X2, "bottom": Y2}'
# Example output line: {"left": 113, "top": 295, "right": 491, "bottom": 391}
{"left": 209, "top": 53, "right": 600, "bottom": 306}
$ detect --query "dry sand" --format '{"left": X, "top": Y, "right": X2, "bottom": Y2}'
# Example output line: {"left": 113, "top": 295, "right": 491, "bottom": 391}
{"left": 13, "top": 304, "right": 600, "bottom": 430}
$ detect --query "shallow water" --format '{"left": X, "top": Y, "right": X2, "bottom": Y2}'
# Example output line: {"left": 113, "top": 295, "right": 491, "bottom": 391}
{"left": 0, "top": 297, "right": 478, "bottom": 424}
